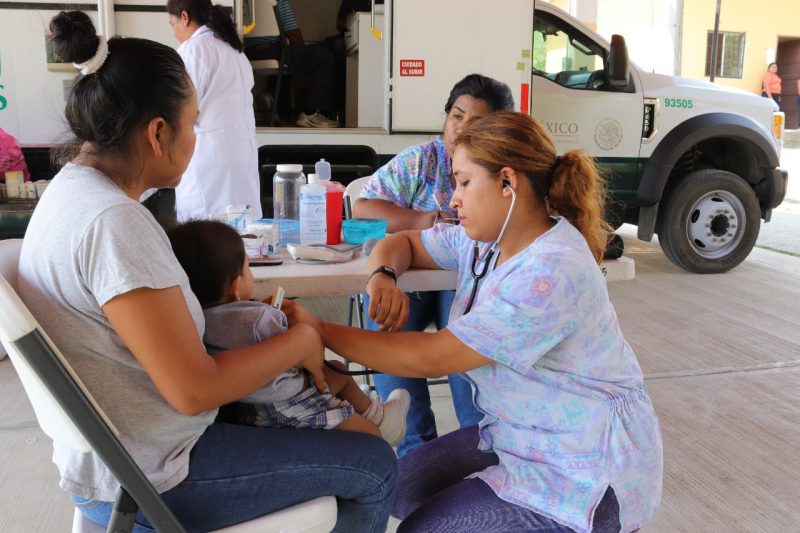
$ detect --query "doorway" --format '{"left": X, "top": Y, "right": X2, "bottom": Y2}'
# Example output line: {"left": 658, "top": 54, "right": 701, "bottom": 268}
{"left": 777, "top": 37, "right": 800, "bottom": 129}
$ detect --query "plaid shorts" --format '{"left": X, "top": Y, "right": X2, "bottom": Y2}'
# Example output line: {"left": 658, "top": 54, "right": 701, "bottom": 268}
{"left": 223, "top": 386, "right": 355, "bottom": 430}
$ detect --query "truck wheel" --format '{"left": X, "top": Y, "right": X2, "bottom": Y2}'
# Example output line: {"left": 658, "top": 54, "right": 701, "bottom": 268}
{"left": 656, "top": 169, "right": 760, "bottom": 274}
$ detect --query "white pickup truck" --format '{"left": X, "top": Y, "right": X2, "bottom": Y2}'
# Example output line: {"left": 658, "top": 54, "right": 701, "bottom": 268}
{"left": 0, "top": 0, "right": 787, "bottom": 273}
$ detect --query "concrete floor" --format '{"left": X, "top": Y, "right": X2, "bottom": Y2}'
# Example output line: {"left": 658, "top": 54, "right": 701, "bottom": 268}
{"left": 1, "top": 226, "right": 799, "bottom": 532}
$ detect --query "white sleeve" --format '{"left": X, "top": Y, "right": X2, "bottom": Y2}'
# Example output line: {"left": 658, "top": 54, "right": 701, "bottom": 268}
{"left": 180, "top": 43, "right": 212, "bottom": 104}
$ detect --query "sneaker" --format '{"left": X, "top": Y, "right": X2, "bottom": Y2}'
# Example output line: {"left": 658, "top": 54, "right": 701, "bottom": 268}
{"left": 296, "top": 111, "right": 340, "bottom": 128}
{"left": 377, "top": 388, "right": 410, "bottom": 446}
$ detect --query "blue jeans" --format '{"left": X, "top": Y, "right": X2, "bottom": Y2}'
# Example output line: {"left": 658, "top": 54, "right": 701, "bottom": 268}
{"left": 364, "top": 290, "right": 483, "bottom": 457}
{"left": 394, "top": 425, "right": 621, "bottom": 532}
{"left": 71, "top": 422, "right": 397, "bottom": 533}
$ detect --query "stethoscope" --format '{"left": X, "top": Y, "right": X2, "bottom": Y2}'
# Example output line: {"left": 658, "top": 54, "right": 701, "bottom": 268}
{"left": 325, "top": 182, "right": 516, "bottom": 376}
{"left": 462, "top": 183, "right": 516, "bottom": 315}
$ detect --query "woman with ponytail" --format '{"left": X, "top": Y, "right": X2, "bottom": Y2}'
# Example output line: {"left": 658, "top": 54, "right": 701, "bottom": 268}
{"left": 286, "top": 111, "right": 663, "bottom": 532}
{"left": 167, "top": 0, "right": 262, "bottom": 221}
{"left": 19, "top": 11, "right": 396, "bottom": 532}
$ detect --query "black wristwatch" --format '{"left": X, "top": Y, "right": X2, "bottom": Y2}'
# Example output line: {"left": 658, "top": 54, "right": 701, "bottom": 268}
{"left": 368, "top": 265, "right": 397, "bottom": 283}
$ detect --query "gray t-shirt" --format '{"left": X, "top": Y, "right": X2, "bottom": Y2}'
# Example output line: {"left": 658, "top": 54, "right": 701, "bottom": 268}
{"left": 18, "top": 163, "right": 214, "bottom": 501}
{"left": 204, "top": 300, "right": 304, "bottom": 403}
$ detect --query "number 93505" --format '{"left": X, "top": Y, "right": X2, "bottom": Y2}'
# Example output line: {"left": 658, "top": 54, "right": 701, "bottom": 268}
{"left": 664, "top": 97, "right": 694, "bottom": 109}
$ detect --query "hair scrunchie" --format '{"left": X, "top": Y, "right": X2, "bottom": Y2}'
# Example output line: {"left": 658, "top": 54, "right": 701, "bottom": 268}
{"left": 72, "top": 35, "right": 109, "bottom": 75}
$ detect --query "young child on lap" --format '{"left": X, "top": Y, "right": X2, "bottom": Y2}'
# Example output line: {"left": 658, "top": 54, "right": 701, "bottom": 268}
{"left": 168, "top": 220, "right": 409, "bottom": 445}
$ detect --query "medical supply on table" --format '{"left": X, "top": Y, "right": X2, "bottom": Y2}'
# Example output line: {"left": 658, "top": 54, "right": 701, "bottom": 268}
{"left": 314, "top": 158, "right": 331, "bottom": 181}
{"left": 226, "top": 204, "right": 254, "bottom": 231}
{"left": 273, "top": 164, "right": 306, "bottom": 246}
{"left": 323, "top": 181, "right": 345, "bottom": 245}
{"left": 342, "top": 217, "right": 387, "bottom": 245}
{"left": 252, "top": 218, "right": 299, "bottom": 249}
{"left": 34, "top": 180, "right": 49, "bottom": 198}
{"left": 271, "top": 286, "right": 285, "bottom": 310}
{"left": 299, "top": 174, "right": 328, "bottom": 245}
{"left": 4, "top": 171, "right": 23, "bottom": 199}
{"left": 249, "top": 256, "right": 283, "bottom": 266}
{"left": 310, "top": 159, "right": 345, "bottom": 244}
{"left": 287, "top": 243, "right": 356, "bottom": 264}
{"left": 23, "top": 181, "right": 36, "bottom": 200}
{"left": 244, "top": 220, "right": 279, "bottom": 257}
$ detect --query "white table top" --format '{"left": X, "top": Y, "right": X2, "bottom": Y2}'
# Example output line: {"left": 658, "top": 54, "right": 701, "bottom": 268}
{"left": 251, "top": 249, "right": 635, "bottom": 299}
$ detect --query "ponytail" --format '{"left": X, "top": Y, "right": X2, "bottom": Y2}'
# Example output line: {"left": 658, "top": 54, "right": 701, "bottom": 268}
{"left": 166, "top": 0, "right": 243, "bottom": 52}
{"left": 205, "top": 4, "right": 243, "bottom": 51}
{"left": 548, "top": 150, "right": 611, "bottom": 262}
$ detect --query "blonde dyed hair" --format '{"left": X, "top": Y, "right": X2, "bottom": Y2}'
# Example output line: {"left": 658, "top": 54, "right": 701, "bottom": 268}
{"left": 455, "top": 111, "right": 611, "bottom": 262}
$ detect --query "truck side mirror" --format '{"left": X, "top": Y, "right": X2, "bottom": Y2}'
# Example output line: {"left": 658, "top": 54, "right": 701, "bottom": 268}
{"left": 606, "top": 34, "right": 630, "bottom": 89}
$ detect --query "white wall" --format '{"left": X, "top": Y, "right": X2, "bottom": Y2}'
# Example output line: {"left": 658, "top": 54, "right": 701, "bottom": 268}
{"left": 0, "top": 6, "right": 91, "bottom": 144}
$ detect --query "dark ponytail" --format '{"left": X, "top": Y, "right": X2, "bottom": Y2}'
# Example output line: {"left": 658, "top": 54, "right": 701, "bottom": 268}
{"left": 166, "top": 0, "right": 243, "bottom": 52}
{"left": 49, "top": 11, "right": 192, "bottom": 163}
{"left": 49, "top": 11, "right": 99, "bottom": 65}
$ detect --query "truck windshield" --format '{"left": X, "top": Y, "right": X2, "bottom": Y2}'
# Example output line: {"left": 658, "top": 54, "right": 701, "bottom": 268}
{"left": 533, "top": 12, "right": 608, "bottom": 91}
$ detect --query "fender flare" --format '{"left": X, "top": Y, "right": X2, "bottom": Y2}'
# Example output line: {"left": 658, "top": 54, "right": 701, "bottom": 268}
{"left": 636, "top": 112, "right": 780, "bottom": 206}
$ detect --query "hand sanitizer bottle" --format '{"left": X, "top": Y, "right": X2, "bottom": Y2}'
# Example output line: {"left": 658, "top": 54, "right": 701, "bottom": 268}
{"left": 299, "top": 174, "right": 328, "bottom": 245}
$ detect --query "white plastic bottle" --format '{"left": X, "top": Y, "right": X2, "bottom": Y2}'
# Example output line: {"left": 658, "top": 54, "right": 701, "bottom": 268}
{"left": 299, "top": 174, "right": 328, "bottom": 245}
{"left": 314, "top": 158, "right": 331, "bottom": 182}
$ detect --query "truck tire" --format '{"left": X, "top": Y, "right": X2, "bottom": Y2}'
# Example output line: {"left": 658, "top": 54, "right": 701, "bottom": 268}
{"left": 656, "top": 169, "right": 760, "bottom": 274}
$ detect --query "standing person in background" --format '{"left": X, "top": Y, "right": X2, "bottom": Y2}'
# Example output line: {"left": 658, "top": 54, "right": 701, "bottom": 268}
{"left": 352, "top": 74, "right": 515, "bottom": 457}
{"left": 167, "top": 0, "right": 262, "bottom": 221}
{"left": 762, "top": 63, "right": 782, "bottom": 108}
{"left": 244, "top": 0, "right": 340, "bottom": 128}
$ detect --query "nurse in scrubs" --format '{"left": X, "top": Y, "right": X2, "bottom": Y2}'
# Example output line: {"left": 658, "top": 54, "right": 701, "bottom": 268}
{"left": 167, "top": 0, "right": 262, "bottom": 221}
{"left": 286, "top": 112, "right": 663, "bottom": 532}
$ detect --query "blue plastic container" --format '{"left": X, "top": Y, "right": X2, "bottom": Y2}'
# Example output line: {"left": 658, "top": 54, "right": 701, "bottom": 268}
{"left": 342, "top": 218, "right": 387, "bottom": 245}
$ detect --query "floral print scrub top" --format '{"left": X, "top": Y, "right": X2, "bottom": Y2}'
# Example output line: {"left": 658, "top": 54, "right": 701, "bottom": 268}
{"left": 360, "top": 137, "right": 455, "bottom": 215}
{"left": 421, "top": 218, "right": 663, "bottom": 533}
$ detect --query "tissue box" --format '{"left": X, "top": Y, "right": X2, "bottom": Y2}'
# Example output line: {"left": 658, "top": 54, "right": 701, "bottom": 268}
{"left": 343, "top": 218, "right": 387, "bottom": 245}
{"left": 243, "top": 221, "right": 279, "bottom": 257}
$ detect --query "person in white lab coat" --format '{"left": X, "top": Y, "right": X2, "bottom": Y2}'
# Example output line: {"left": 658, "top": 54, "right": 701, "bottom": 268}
{"left": 167, "top": 0, "right": 262, "bottom": 221}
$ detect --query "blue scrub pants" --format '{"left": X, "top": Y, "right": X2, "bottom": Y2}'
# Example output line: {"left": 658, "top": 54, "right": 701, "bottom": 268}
{"left": 71, "top": 422, "right": 397, "bottom": 533}
{"left": 364, "top": 290, "right": 483, "bottom": 457}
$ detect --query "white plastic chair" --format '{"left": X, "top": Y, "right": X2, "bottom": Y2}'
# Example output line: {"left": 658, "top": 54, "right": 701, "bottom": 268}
{"left": 343, "top": 176, "right": 370, "bottom": 219}
{"left": 343, "top": 176, "right": 371, "bottom": 329}
{"left": 0, "top": 239, "right": 337, "bottom": 533}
